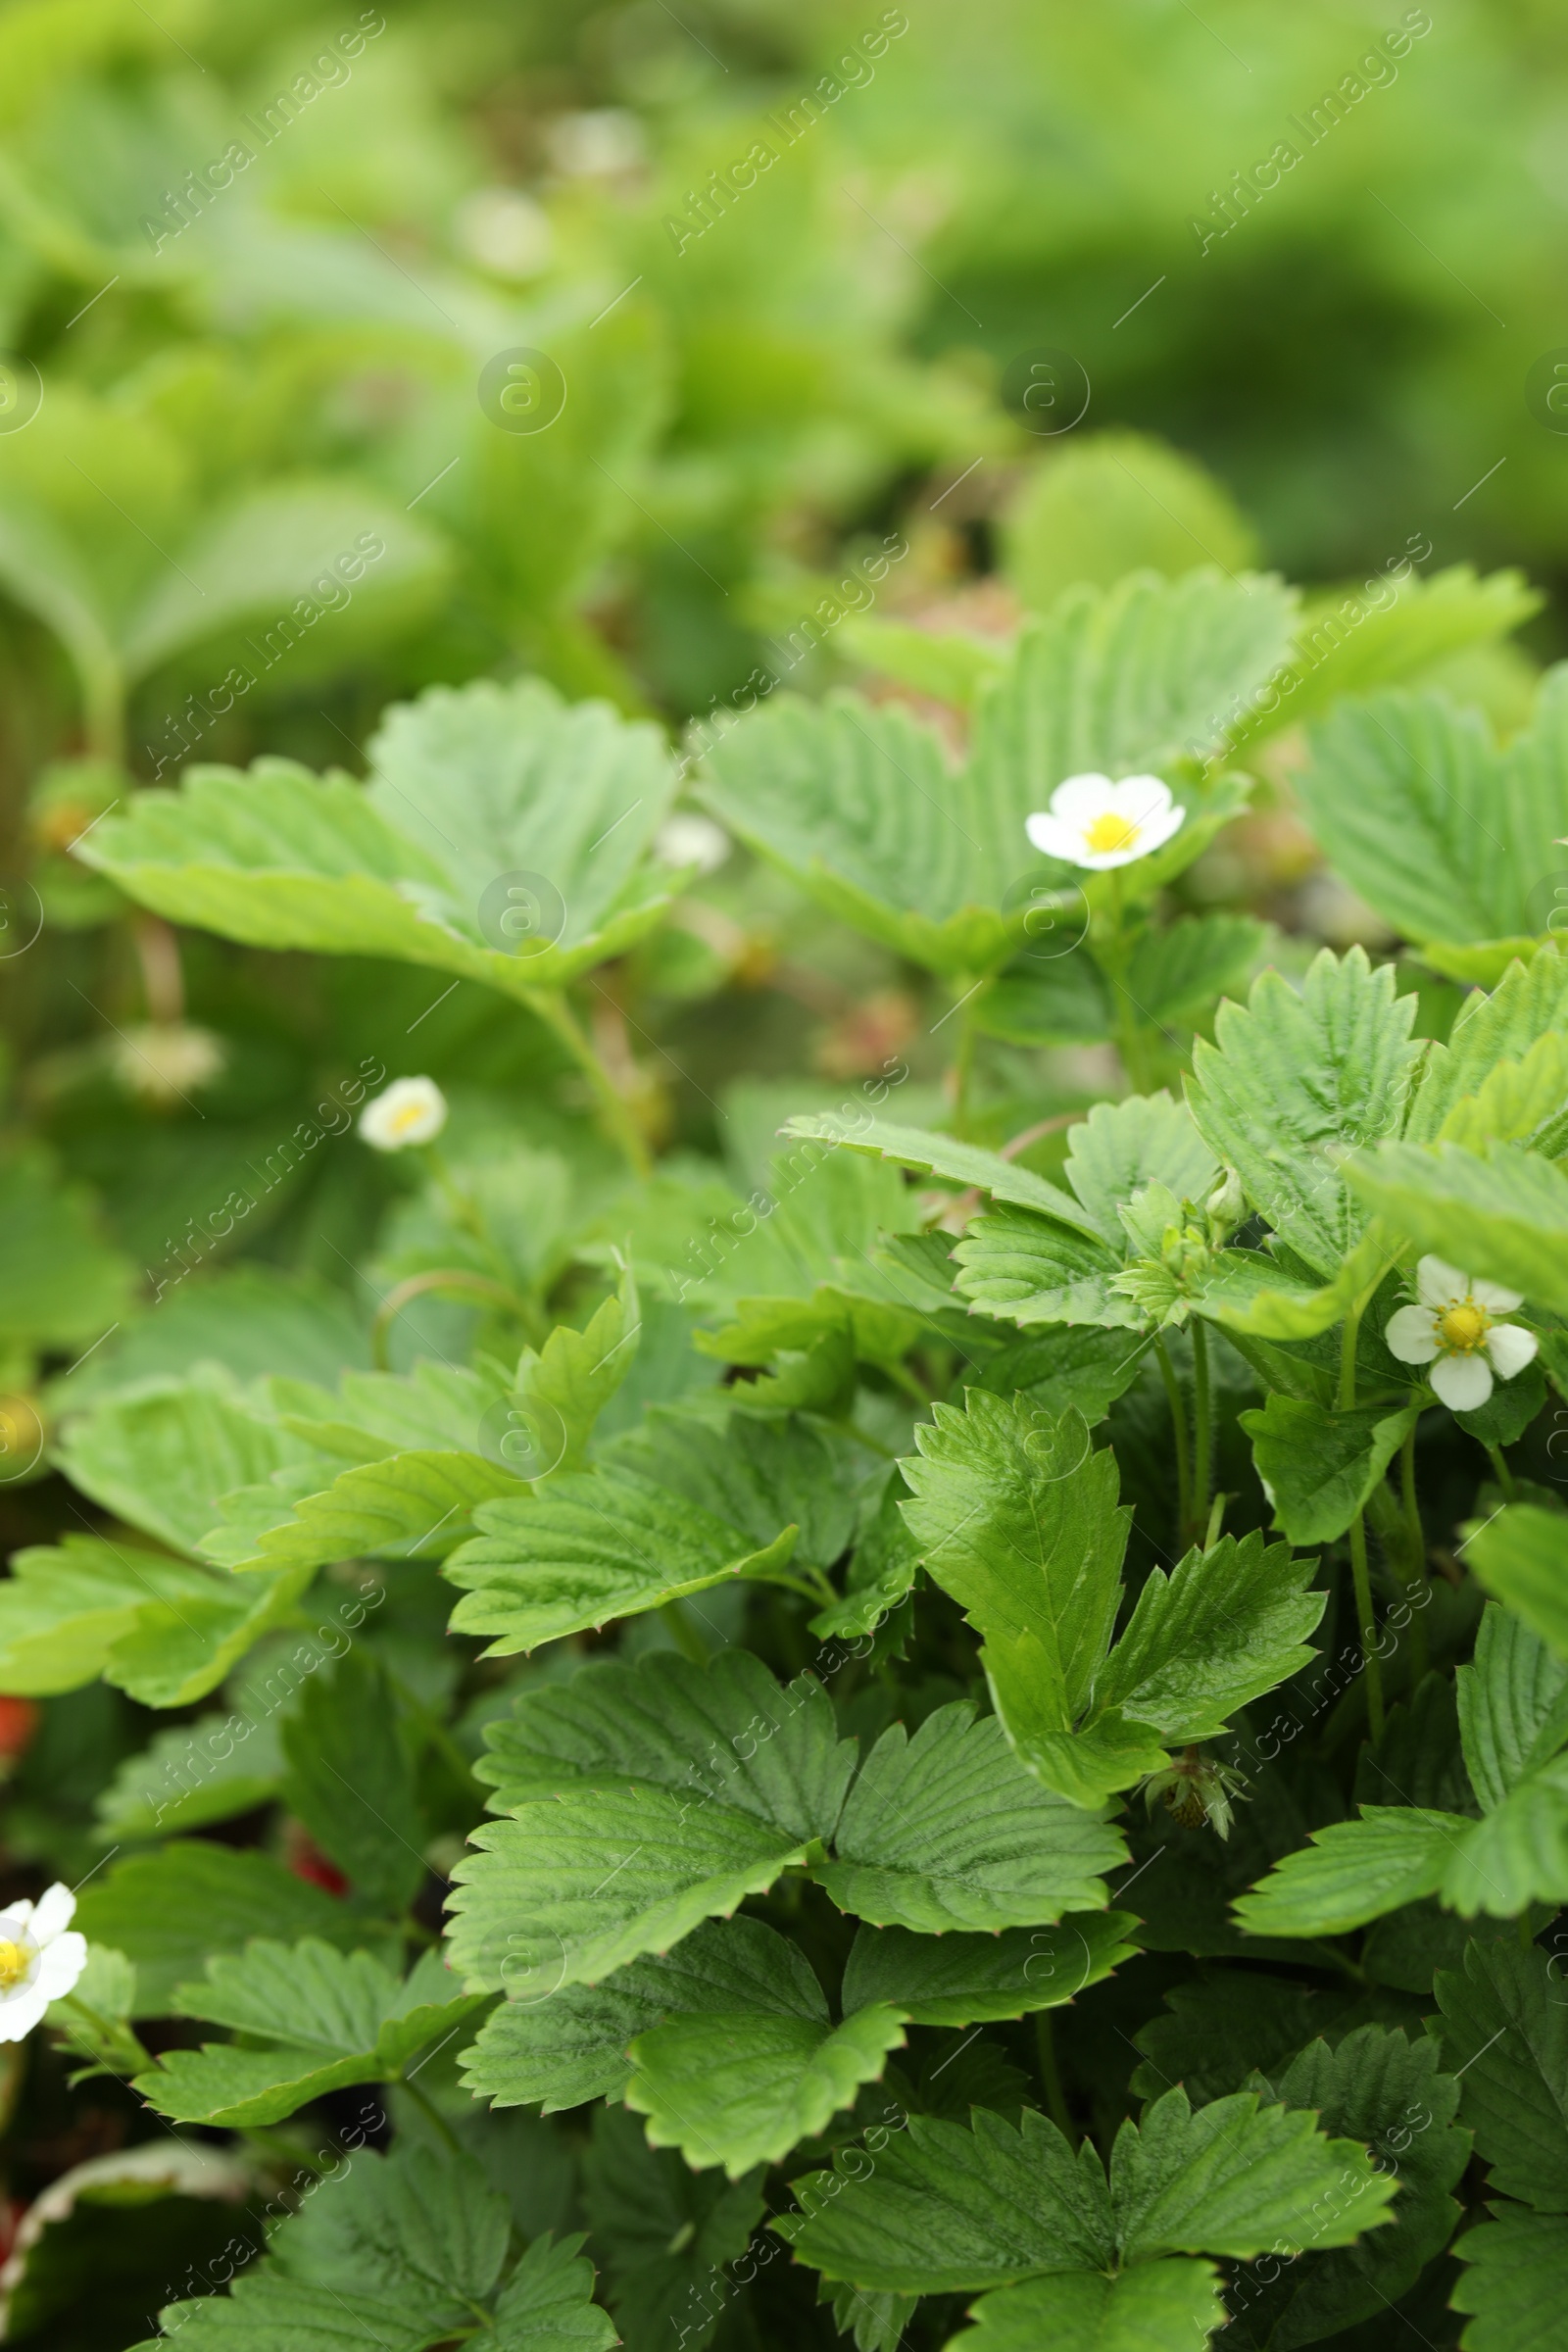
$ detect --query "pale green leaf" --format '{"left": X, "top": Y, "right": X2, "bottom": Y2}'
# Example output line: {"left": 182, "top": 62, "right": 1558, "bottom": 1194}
{"left": 1061, "top": 1093, "right": 1218, "bottom": 1240}
{"left": 1002, "top": 430, "right": 1258, "bottom": 610}
{"left": 0, "top": 1148, "right": 132, "bottom": 1348}
{"left": 1125, "top": 912, "right": 1268, "bottom": 1029}
{"left": 1187, "top": 947, "right": 1423, "bottom": 1279}
{"left": 1240, "top": 1395, "right": 1420, "bottom": 1544}
{"left": 1297, "top": 668, "right": 1568, "bottom": 958}
{"left": 840, "top": 612, "right": 1009, "bottom": 706}
{"left": 57, "top": 1375, "right": 310, "bottom": 1558}
{"left": 1456, "top": 1604, "right": 1568, "bottom": 1814}
{"left": 1093, "top": 1531, "right": 1324, "bottom": 1740}
{"left": 94, "top": 1707, "right": 283, "bottom": 1839}
{"left": 1341, "top": 1139, "right": 1568, "bottom": 1316}
{"left": 1191, "top": 1224, "right": 1403, "bottom": 1341}
{"left": 1404, "top": 946, "right": 1568, "bottom": 1140}
{"left": 208, "top": 1449, "right": 524, "bottom": 1575}
{"left": 1465, "top": 1506, "right": 1568, "bottom": 1658}
{"left": 953, "top": 1206, "right": 1140, "bottom": 1329}
{"left": 1440, "top": 1030, "right": 1568, "bottom": 1153}
{"left": 778, "top": 1111, "right": 1100, "bottom": 1234}
{"left": 901, "top": 1391, "right": 1130, "bottom": 1727}
{"left": 80, "top": 678, "right": 682, "bottom": 997}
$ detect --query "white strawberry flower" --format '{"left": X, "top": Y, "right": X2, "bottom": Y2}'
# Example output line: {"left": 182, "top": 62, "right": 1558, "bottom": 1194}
{"left": 1385, "top": 1255, "right": 1539, "bottom": 1412}
{"left": 1024, "top": 773, "right": 1186, "bottom": 872}
{"left": 0, "top": 1884, "right": 88, "bottom": 2041}
{"left": 359, "top": 1076, "right": 448, "bottom": 1152}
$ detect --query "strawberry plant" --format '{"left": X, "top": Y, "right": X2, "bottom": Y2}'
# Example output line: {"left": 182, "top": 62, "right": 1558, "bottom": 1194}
{"left": 0, "top": 10, "right": 1566, "bottom": 2352}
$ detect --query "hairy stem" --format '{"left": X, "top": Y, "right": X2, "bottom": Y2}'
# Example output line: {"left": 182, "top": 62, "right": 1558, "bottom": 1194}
{"left": 524, "top": 987, "right": 652, "bottom": 1177}
{"left": 1339, "top": 1299, "right": 1384, "bottom": 1738}
{"left": 1190, "top": 1317, "right": 1213, "bottom": 1539}
{"left": 1486, "top": 1443, "right": 1518, "bottom": 1499}
{"left": 1034, "top": 2011, "right": 1075, "bottom": 2142}
{"left": 1153, "top": 1333, "right": 1194, "bottom": 1546}
{"left": 1399, "top": 1426, "right": 1430, "bottom": 1684}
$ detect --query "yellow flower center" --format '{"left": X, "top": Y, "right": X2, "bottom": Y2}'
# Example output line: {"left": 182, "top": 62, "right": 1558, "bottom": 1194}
{"left": 0, "top": 1937, "right": 32, "bottom": 1991}
{"left": 1083, "top": 811, "right": 1141, "bottom": 856}
{"left": 389, "top": 1102, "right": 428, "bottom": 1136}
{"left": 1440, "top": 1301, "right": 1490, "bottom": 1353}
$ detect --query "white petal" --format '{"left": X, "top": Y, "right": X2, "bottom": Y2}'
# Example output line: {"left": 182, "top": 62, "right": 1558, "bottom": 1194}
{"left": 1103, "top": 773, "right": 1174, "bottom": 825}
{"left": 29, "top": 1885, "right": 75, "bottom": 1944}
{"left": 37, "top": 1932, "right": 86, "bottom": 1999}
{"left": 1470, "top": 1277, "right": 1525, "bottom": 1313}
{"left": 1131, "top": 800, "right": 1187, "bottom": 857}
{"left": 1416, "top": 1255, "right": 1470, "bottom": 1308}
{"left": 1484, "top": 1322, "right": 1539, "bottom": 1381}
{"left": 1384, "top": 1304, "right": 1442, "bottom": 1364}
{"left": 1025, "top": 811, "right": 1088, "bottom": 860}
{"left": 1075, "top": 839, "right": 1161, "bottom": 870}
{"left": 1047, "top": 773, "right": 1117, "bottom": 824}
{"left": 0, "top": 1985, "right": 49, "bottom": 2043}
{"left": 1432, "top": 1351, "right": 1494, "bottom": 1411}
{"left": 0, "top": 1903, "right": 34, "bottom": 1940}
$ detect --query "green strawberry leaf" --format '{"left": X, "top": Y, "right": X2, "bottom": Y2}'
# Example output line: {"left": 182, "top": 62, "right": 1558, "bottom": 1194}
{"left": 1240, "top": 1395, "right": 1421, "bottom": 1544}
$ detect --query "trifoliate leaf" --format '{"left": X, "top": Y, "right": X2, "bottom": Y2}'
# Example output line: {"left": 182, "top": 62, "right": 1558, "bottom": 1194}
{"left": 81, "top": 678, "right": 683, "bottom": 999}
{"left": 1240, "top": 1394, "right": 1421, "bottom": 1544}
{"left": 134, "top": 1942, "right": 487, "bottom": 2126}
{"left": 1464, "top": 1506, "right": 1568, "bottom": 1659}
{"left": 450, "top": 1650, "right": 857, "bottom": 1991}
{"left": 815, "top": 1702, "right": 1125, "bottom": 1932}
{"left": 1187, "top": 947, "right": 1423, "bottom": 1280}
{"left": 141, "top": 2143, "right": 612, "bottom": 2352}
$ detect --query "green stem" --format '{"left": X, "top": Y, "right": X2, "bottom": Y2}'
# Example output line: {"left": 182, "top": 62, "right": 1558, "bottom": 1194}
{"left": 371, "top": 1269, "right": 538, "bottom": 1369}
{"left": 1398, "top": 1426, "right": 1430, "bottom": 1685}
{"left": 1338, "top": 1299, "right": 1384, "bottom": 1739}
{"left": 1190, "top": 1317, "right": 1213, "bottom": 1538}
{"left": 1101, "top": 869, "right": 1152, "bottom": 1092}
{"left": 1486, "top": 1443, "right": 1518, "bottom": 1499}
{"left": 1348, "top": 1509, "right": 1385, "bottom": 1741}
{"left": 1153, "top": 1334, "right": 1193, "bottom": 1546}
{"left": 1203, "top": 1492, "right": 1226, "bottom": 1549}
{"left": 523, "top": 988, "right": 651, "bottom": 1177}
{"left": 948, "top": 986, "right": 983, "bottom": 1140}
{"left": 398, "top": 2074, "right": 464, "bottom": 2155}
{"left": 1034, "top": 2011, "right": 1075, "bottom": 2142}
{"left": 660, "top": 1597, "right": 710, "bottom": 1663}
